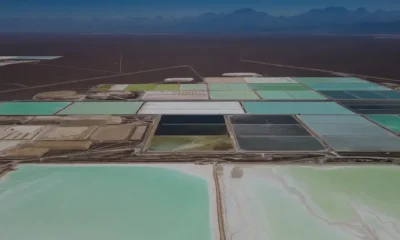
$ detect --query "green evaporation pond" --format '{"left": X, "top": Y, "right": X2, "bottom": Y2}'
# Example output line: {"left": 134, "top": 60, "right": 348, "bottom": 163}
{"left": 149, "top": 136, "right": 234, "bottom": 152}
{"left": 58, "top": 102, "right": 143, "bottom": 115}
{"left": 0, "top": 164, "right": 214, "bottom": 240}
{"left": 367, "top": 115, "right": 400, "bottom": 133}
{"left": 228, "top": 84, "right": 251, "bottom": 91}
{"left": 125, "top": 84, "right": 157, "bottom": 91}
{"left": 154, "top": 84, "right": 180, "bottom": 91}
{"left": 249, "top": 83, "right": 309, "bottom": 91}
{"left": 94, "top": 84, "right": 113, "bottom": 91}
{"left": 208, "top": 84, "right": 230, "bottom": 91}
{"left": 242, "top": 102, "right": 354, "bottom": 114}
{"left": 0, "top": 102, "right": 71, "bottom": 115}
{"left": 257, "top": 91, "right": 294, "bottom": 100}
{"left": 257, "top": 90, "right": 326, "bottom": 100}
{"left": 210, "top": 91, "right": 259, "bottom": 100}
{"left": 294, "top": 77, "right": 367, "bottom": 84}
{"left": 308, "top": 83, "right": 389, "bottom": 91}
{"left": 286, "top": 90, "right": 327, "bottom": 100}
{"left": 222, "top": 165, "right": 400, "bottom": 240}
{"left": 180, "top": 84, "right": 207, "bottom": 91}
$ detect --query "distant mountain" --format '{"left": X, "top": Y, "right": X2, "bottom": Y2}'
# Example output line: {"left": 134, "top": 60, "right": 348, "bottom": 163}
{"left": 2, "top": 6, "right": 400, "bottom": 34}
{"left": 342, "top": 21, "right": 400, "bottom": 34}
{"left": 290, "top": 7, "right": 400, "bottom": 26}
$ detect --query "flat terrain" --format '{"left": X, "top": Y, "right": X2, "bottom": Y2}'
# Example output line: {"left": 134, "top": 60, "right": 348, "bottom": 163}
{"left": 2, "top": 163, "right": 400, "bottom": 240}
{"left": 0, "top": 164, "right": 218, "bottom": 240}
{"left": 1, "top": 34, "right": 400, "bottom": 100}
{"left": 221, "top": 164, "right": 400, "bottom": 240}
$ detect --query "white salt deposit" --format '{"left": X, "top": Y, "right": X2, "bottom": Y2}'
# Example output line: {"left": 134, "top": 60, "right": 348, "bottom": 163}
{"left": 138, "top": 101, "right": 244, "bottom": 114}
{"left": 109, "top": 84, "right": 128, "bottom": 91}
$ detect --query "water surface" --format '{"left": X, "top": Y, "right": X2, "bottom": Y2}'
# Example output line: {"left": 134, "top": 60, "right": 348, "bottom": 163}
{"left": 0, "top": 164, "right": 217, "bottom": 240}
{"left": 220, "top": 165, "right": 400, "bottom": 240}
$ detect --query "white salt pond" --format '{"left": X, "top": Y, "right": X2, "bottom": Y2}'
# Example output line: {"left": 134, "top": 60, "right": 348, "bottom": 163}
{"left": 219, "top": 164, "right": 400, "bottom": 240}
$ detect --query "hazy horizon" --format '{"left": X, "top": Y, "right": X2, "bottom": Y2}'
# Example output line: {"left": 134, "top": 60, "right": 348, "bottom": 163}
{"left": 1, "top": 0, "right": 400, "bottom": 18}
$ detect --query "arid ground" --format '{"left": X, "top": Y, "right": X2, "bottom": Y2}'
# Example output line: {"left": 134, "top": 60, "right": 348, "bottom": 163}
{"left": 1, "top": 34, "right": 400, "bottom": 100}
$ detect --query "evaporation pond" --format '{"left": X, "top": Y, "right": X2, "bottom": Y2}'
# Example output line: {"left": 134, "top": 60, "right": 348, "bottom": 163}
{"left": 0, "top": 164, "right": 219, "bottom": 240}
{"left": 0, "top": 102, "right": 71, "bottom": 115}
{"left": 220, "top": 164, "right": 400, "bottom": 240}
{"left": 149, "top": 136, "right": 234, "bottom": 152}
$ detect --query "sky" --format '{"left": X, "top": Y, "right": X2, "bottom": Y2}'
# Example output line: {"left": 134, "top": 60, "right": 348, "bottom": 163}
{"left": 1, "top": 0, "right": 400, "bottom": 17}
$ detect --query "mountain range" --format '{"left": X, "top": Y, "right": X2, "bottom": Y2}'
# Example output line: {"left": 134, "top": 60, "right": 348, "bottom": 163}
{"left": 2, "top": 7, "right": 400, "bottom": 34}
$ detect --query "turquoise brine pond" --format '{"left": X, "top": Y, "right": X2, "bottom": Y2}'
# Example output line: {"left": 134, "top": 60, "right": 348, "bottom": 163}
{"left": 241, "top": 101, "right": 355, "bottom": 114}
{"left": 0, "top": 164, "right": 217, "bottom": 240}
{"left": 0, "top": 102, "right": 71, "bottom": 115}
{"left": 221, "top": 165, "right": 400, "bottom": 240}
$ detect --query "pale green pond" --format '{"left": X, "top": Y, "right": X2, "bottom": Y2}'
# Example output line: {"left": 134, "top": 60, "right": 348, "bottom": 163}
{"left": 3, "top": 164, "right": 398, "bottom": 240}
{"left": 220, "top": 165, "right": 400, "bottom": 240}
{"left": 0, "top": 164, "right": 218, "bottom": 240}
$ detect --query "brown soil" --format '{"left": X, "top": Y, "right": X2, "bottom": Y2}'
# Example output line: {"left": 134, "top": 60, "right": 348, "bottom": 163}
{"left": 1, "top": 34, "right": 400, "bottom": 100}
